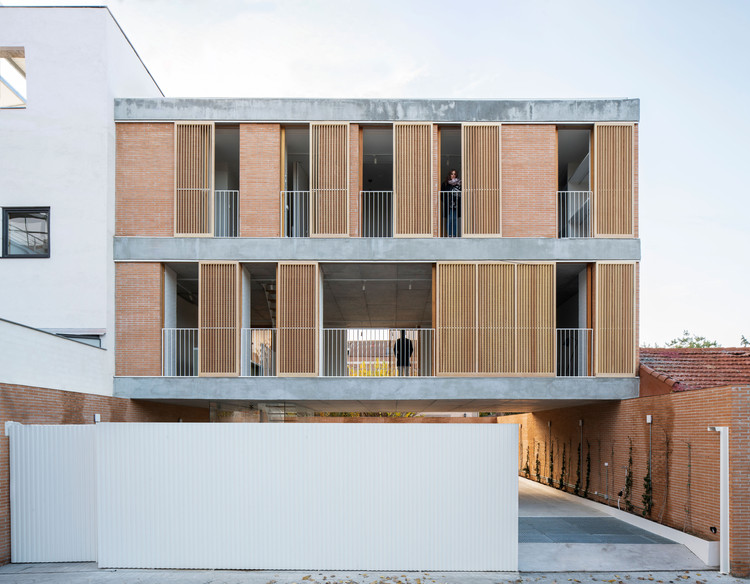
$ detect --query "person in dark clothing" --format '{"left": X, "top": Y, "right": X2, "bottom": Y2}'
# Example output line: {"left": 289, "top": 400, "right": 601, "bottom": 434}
{"left": 393, "top": 329, "right": 414, "bottom": 377}
{"left": 441, "top": 169, "right": 462, "bottom": 237}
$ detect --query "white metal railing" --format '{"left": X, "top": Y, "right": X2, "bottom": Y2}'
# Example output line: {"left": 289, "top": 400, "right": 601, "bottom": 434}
{"left": 241, "top": 328, "right": 277, "bottom": 376}
{"left": 558, "top": 191, "right": 592, "bottom": 238}
{"left": 322, "top": 328, "right": 434, "bottom": 377}
{"left": 162, "top": 328, "right": 198, "bottom": 376}
{"left": 438, "top": 190, "right": 462, "bottom": 237}
{"left": 556, "top": 328, "right": 593, "bottom": 377}
{"left": 281, "top": 191, "right": 310, "bottom": 237}
{"left": 214, "top": 190, "right": 239, "bottom": 237}
{"left": 360, "top": 191, "right": 393, "bottom": 237}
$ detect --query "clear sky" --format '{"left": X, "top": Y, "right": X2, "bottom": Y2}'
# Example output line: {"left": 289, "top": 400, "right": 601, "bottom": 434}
{"left": 7, "top": 0, "right": 749, "bottom": 346}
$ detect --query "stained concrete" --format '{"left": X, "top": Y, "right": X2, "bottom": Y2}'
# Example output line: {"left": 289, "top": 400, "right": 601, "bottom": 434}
{"left": 114, "top": 97, "right": 640, "bottom": 122}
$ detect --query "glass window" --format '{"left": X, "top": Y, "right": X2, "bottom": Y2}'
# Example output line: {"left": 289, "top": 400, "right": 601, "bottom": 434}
{"left": 3, "top": 208, "right": 50, "bottom": 257}
{"left": 0, "top": 47, "right": 26, "bottom": 109}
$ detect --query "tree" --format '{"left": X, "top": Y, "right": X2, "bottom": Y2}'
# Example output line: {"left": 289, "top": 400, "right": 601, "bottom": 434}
{"left": 665, "top": 330, "right": 719, "bottom": 348}
{"left": 741, "top": 335, "right": 749, "bottom": 347}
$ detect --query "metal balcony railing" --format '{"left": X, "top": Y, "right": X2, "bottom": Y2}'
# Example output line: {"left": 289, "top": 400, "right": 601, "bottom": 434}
{"left": 556, "top": 328, "right": 593, "bottom": 376}
{"left": 162, "top": 328, "right": 198, "bottom": 376}
{"left": 241, "top": 328, "right": 277, "bottom": 376}
{"left": 438, "top": 190, "right": 462, "bottom": 238}
{"left": 281, "top": 190, "right": 310, "bottom": 237}
{"left": 558, "top": 191, "right": 592, "bottom": 238}
{"left": 214, "top": 190, "right": 239, "bottom": 237}
{"left": 360, "top": 191, "right": 393, "bottom": 237}
{"left": 322, "top": 328, "right": 434, "bottom": 377}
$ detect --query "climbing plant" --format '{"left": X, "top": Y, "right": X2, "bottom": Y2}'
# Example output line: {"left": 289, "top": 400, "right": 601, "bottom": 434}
{"left": 642, "top": 469, "right": 653, "bottom": 517}
{"left": 584, "top": 439, "right": 591, "bottom": 498}
{"left": 547, "top": 440, "right": 554, "bottom": 486}
{"left": 558, "top": 442, "right": 567, "bottom": 490}
{"left": 624, "top": 438, "right": 634, "bottom": 512}
{"left": 574, "top": 441, "right": 581, "bottom": 496}
{"left": 534, "top": 445, "right": 541, "bottom": 482}
{"left": 523, "top": 446, "right": 530, "bottom": 479}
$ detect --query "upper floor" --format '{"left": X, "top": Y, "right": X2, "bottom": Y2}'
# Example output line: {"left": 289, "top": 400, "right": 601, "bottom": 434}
{"left": 115, "top": 98, "right": 639, "bottom": 243}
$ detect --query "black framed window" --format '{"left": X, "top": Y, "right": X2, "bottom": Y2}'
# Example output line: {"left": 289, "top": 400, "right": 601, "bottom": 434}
{"left": 2, "top": 207, "right": 50, "bottom": 258}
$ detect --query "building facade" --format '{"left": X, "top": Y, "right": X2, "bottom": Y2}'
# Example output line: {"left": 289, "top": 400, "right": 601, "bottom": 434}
{"left": 113, "top": 98, "right": 640, "bottom": 414}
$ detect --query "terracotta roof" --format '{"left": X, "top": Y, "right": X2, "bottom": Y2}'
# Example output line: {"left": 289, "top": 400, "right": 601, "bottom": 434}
{"left": 639, "top": 348, "right": 750, "bottom": 391}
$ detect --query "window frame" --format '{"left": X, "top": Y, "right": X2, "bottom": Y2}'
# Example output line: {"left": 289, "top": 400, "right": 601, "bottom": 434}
{"left": 2, "top": 206, "right": 51, "bottom": 258}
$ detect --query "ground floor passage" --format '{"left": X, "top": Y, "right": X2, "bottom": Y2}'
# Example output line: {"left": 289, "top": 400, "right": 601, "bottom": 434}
{"left": 518, "top": 478, "right": 709, "bottom": 572}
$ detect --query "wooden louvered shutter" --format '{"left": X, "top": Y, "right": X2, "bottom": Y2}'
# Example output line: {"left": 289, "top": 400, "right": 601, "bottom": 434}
{"left": 594, "top": 124, "right": 634, "bottom": 237}
{"left": 437, "top": 263, "right": 476, "bottom": 375}
{"left": 175, "top": 122, "right": 214, "bottom": 236}
{"left": 595, "top": 262, "right": 636, "bottom": 376}
{"left": 516, "top": 263, "right": 555, "bottom": 375}
{"left": 462, "top": 123, "right": 501, "bottom": 236}
{"left": 477, "top": 262, "right": 516, "bottom": 374}
{"left": 199, "top": 262, "right": 240, "bottom": 376}
{"left": 310, "top": 123, "right": 349, "bottom": 236}
{"left": 394, "top": 123, "right": 432, "bottom": 236}
{"left": 277, "top": 262, "right": 319, "bottom": 375}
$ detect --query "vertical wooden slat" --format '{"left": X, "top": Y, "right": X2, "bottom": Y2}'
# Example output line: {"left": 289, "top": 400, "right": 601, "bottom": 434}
{"left": 477, "top": 263, "right": 515, "bottom": 374}
{"left": 198, "top": 261, "right": 240, "bottom": 376}
{"left": 437, "top": 262, "right": 476, "bottom": 375}
{"left": 516, "top": 263, "right": 555, "bottom": 375}
{"left": 394, "top": 123, "right": 432, "bottom": 236}
{"left": 594, "top": 124, "right": 633, "bottom": 237}
{"left": 462, "top": 124, "right": 501, "bottom": 236}
{"left": 175, "top": 122, "right": 214, "bottom": 236}
{"left": 595, "top": 262, "right": 636, "bottom": 376}
{"left": 277, "top": 262, "right": 318, "bottom": 375}
{"left": 310, "top": 123, "right": 348, "bottom": 236}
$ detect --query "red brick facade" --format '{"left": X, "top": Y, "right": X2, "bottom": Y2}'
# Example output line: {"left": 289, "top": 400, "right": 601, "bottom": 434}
{"left": 0, "top": 383, "right": 208, "bottom": 565}
{"left": 116, "top": 123, "right": 174, "bottom": 236}
{"left": 239, "top": 123, "right": 281, "bottom": 237}
{"left": 115, "top": 262, "right": 163, "bottom": 376}
{"left": 501, "top": 125, "right": 557, "bottom": 238}
{"left": 499, "top": 383, "right": 750, "bottom": 576}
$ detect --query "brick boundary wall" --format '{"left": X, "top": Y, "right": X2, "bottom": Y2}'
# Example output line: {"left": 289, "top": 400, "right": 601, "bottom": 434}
{"left": 501, "top": 125, "right": 557, "bottom": 238}
{"left": 498, "top": 385, "right": 750, "bottom": 577}
{"left": 116, "top": 122, "right": 174, "bottom": 236}
{"left": 0, "top": 383, "right": 208, "bottom": 565}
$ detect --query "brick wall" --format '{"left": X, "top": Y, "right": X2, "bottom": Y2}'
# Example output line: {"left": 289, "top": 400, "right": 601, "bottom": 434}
{"left": 501, "top": 125, "right": 557, "bottom": 238}
{"left": 116, "top": 123, "right": 174, "bottom": 236}
{"left": 239, "top": 124, "right": 281, "bottom": 237}
{"left": 0, "top": 383, "right": 208, "bottom": 565}
{"left": 115, "top": 262, "right": 162, "bottom": 376}
{"left": 499, "top": 383, "right": 750, "bottom": 576}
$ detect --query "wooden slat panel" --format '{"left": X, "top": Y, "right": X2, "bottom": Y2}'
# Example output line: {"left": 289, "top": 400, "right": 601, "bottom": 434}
{"left": 175, "top": 123, "right": 213, "bottom": 236}
{"left": 310, "top": 123, "right": 348, "bottom": 236}
{"left": 477, "top": 263, "right": 515, "bottom": 374}
{"left": 462, "top": 124, "right": 501, "bottom": 236}
{"left": 594, "top": 124, "right": 633, "bottom": 237}
{"left": 516, "top": 263, "right": 555, "bottom": 375}
{"left": 394, "top": 123, "right": 432, "bottom": 236}
{"left": 437, "top": 263, "right": 476, "bottom": 375}
{"left": 199, "top": 262, "right": 240, "bottom": 376}
{"left": 277, "top": 263, "right": 318, "bottom": 375}
{"left": 595, "top": 262, "right": 636, "bottom": 376}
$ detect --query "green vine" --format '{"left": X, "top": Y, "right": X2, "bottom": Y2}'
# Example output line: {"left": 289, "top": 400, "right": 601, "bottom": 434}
{"left": 523, "top": 446, "right": 530, "bottom": 479}
{"left": 535, "top": 446, "right": 541, "bottom": 482}
{"left": 584, "top": 439, "right": 591, "bottom": 498}
{"left": 574, "top": 441, "right": 581, "bottom": 496}
{"left": 624, "top": 438, "right": 634, "bottom": 512}
{"left": 558, "top": 442, "right": 567, "bottom": 490}
{"left": 642, "top": 470, "right": 653, "bottom": 517}
{"left": 547, "top": 440, "right": 554, "bottom": 486}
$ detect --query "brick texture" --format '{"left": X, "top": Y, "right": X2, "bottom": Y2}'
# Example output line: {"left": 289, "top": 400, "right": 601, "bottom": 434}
{"left": 500, "top": 383, "right": 750, "bottom": 576}
{"left": 116, "top": 263, "right": 162, "bottom": 376}
{"left": 239, "top": 124, "right": 281, "bottom": 237}
{"left": 116, "top": 123, "right": 174, "bottom": 236}
{"left": 0, "top": 383, "right": 208, "bottom": 565}
{"left": 501, "top": 125, "right": 557, "bottom": 237}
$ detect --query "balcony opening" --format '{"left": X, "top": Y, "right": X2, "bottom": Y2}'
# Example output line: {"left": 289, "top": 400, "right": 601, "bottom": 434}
{"left": 163, "top": 263, "right": 199, "bottom": 376}
{"left": 556, "top": 263, "right": 591, "bottom": 376}
{"left": 214, "top": 125, "right": 239, "bottom": 237}
{"left": 360, "top": 126, "right": 393, "bottom": 237}
{"left": 321, "top": 263, "right": 434, "bottom": 377}
{"left": 0, "top": 47, "right": 26, "bottom": 108}
{"left": 558, "top": 128, "right": 592, "bottom": 238}
{"left": 439, "top": 126, "right": 462, "bottom": 237}
{"left": 283, "top": 126, "right": 310, "bottom": 237}
{"left": 241, "top": 262, "right": 277, "bottom": 377}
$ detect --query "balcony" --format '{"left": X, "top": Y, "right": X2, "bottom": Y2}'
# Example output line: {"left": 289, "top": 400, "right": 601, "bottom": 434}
{"left": 214, "top": 190, "right": 239, "bottom": 237}
{"left": 282, "top": 190, "right": 310, "bottom": 237}
{"left": 360, "top": 191, "right": 393, "bottom": 238}
{"left": 558, "top": 191, "right": 592, "bottom": 238}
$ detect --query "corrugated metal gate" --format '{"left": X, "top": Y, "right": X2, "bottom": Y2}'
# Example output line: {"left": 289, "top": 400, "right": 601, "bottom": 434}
{"left": 7, "top": 422, "right": 518, "bottom": 570}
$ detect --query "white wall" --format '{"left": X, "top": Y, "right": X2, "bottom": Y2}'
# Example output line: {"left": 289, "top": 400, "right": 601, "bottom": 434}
{"left": 0, "top": 7, "right": 161, "bottom": 394}
{"left": 0, "top": 318, "right": 112, "bottom": 394}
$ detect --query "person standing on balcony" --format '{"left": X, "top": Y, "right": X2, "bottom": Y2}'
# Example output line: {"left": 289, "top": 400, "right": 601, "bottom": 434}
{"left": 394, "top": 330, "right": 414, "bottom": 376}
{"left": 441, "top": 169, "right": 462, "bottom": 237}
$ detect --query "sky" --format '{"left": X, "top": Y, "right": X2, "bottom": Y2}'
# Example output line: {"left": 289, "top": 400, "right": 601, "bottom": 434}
{"left": 6, "top": 0, "right": 750, "bottom": 346}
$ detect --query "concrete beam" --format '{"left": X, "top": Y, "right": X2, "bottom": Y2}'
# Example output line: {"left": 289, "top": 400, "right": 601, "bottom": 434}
{"left": 114, "top": 237, "right": 641, "bottom": 263}
{"left": 115, "top": 98, "right": 640, "bottom": 123}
